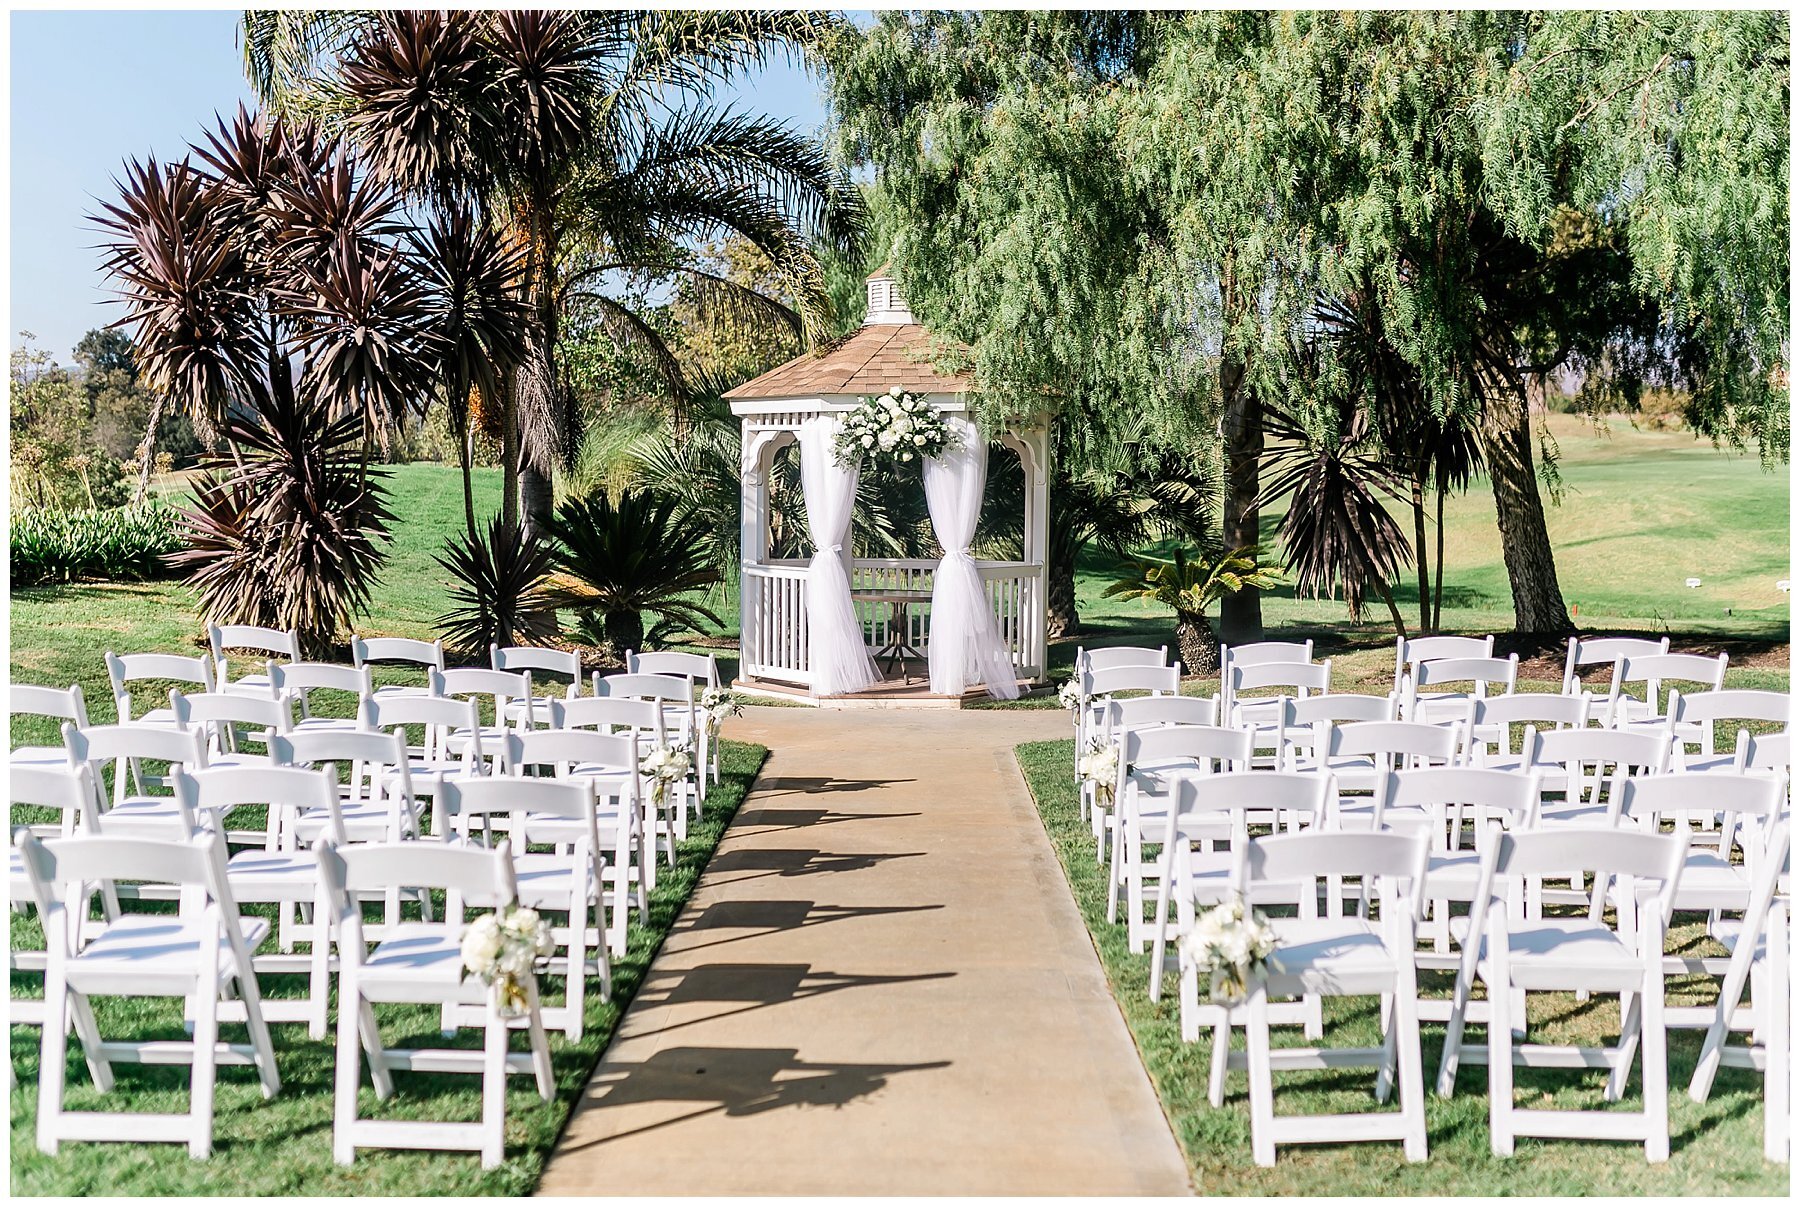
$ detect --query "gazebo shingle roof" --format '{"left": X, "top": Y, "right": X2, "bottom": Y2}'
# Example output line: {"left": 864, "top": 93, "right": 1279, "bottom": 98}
{"left": 721, "top": 324, "right": 971, "bottom": 400}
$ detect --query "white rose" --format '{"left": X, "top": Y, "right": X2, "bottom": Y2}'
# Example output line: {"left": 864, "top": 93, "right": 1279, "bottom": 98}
{"left": 861, "top": 434, "right": 874, "bottom": 448}
{"left": 889, "top": 385, "right": 903, "bottom": 399}
{"left": 461, "top": 915, "right": 503, "bottom": 974}
{"left": 913, "top": 433, "right": 927, "bottom": 446}
{"left": 900, "top": 451, "right": 913, "bottom": 462}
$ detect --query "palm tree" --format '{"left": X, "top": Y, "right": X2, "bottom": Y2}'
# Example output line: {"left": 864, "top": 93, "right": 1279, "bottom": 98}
{"left": 244, "top": 9, "right": 867, "bottom": 535}
{"left": 1103, "top": 545, "right": 1279, "bottom": 674}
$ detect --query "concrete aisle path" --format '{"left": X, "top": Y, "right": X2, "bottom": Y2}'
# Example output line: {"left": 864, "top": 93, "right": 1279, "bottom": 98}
{"left": 537, "top": 707, "right": 1191, "bottom": 1196}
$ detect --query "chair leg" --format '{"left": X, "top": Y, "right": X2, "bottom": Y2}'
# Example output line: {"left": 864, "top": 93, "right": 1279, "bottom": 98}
{"left": 1376, "top": 991, "right": 1397, "bottom": 1104}
{"left": 37, "top": 972, "right": 69, "bottom": 1155}
{"left": 66, "top": 990, "right": 114, "bottom": 1093}
{"left": 1608, "top": 992, "right": 1643, "bottom": 1103}
{"left": 1395, "top": 965, "right": 1429, "bottom": 1162}
{"left": 307, "top": 920, "right": 331, "bottom": 1042}
{"left": 1489, "top": 961, "right": 1515, "bottom": 1157}
{"left": 523, "top": 978, "right": 554, "bottom": 1101}
{"left": 480, "top": 996, "right": 508, "bottom": 1170}
{"left": 334, "top": 981, "right": 364, "bottom": 1166}
{"left": 1642, "top": 964, "right": 1669, "bottom": 1163}
{"left": 189, "top": 965, "right": 220, "bottom": 1159}
{"left": 1208, "top": 1016, "right": 1231, "bottom": 1109}
{"left": 1247, "top": 988, "right": 1277, "bottom": 1167}
{"left": 1768, "top": 901, "right": 1790, "bottom": 1164}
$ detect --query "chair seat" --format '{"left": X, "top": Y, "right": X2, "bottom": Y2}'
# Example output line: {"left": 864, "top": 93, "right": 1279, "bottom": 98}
{"left": 1475, "top": 918, "right": 1645, "bottom": 992}
{"left": 1709, "top": 917, "right": 1769, "bottom": 961}
{"left": 294, "top": 801, "right": 400, "bottom": 843}
{"left": 369, "top": 684, "right": 435, "bottom": 699}
{"left": 204, "top": 751, "right": 276, "bottom": 772}
{"left": 1264, "top": 918, "right": 1403, "bottom": 995}
{"left": 501, "top": 697, "right": 565, "bottom": 724}
{"left": 66, "top": 913, "right": 271, "bottom": 994}
{"left": 127, "top": 707, "right": 182, "bottom": 728}
{"left": 357, "top": 922, "right": 479, "bottom": 1003}
{"left": 1409, "top": 693, "right": 1472, "bottom": 725}
{"left": 1680, "top": 752, "right": 1741, "bottom": 774}
{"left": 225, "top": 848, "right": 321, "bottom": 901}
{"left": 514, "top": 854, "right": 603, "bottom": 908}
{"left": 292, "top": 716, "right": 362, "bottom": 736}
{"left": 1423, "top": 850, "right": 1486, "bottom": 899}
{"left": 9, "top": 745, "right": 70, "bottom": 771}
{"left": 1607, "top": 852, "right": 1750, "bottom": 912}
{"left": 221, "top": 674, "right": 277, "bottom": 694}
{"left": 446, "top": 727, "right": 511, "bottom": 753}
{"left": 95, "top": 795, "right": 196, "bottom": 834}
{"left": 1534, "top": 800, "right": 1613, "bottom": 827}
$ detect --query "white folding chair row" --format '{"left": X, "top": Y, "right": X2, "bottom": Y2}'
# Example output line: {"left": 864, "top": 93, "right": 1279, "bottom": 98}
{"left": 353, "top": 635, "right": 445, "bottom": 700}
{"left": 596, "top": 671, "right": 709, "bottom": 836}
{"left": 1605, "top": 651, "right": 1729, "bottom": 730}
{"left": 318, "top": 838, "right": 553, "bottom": 1169}
{"left": 19, "top": 829, "right": 282, "bottom": 1159}
{"left": 550, "top": 696, "right": 677, "bottom": 873}
{"left": 1437, "top": 827, "right": 1689, "bottom": 1162}
{"left": 1225, "top": 660, "right": 1332, "bottom": 763}
{"left": 1401, "top": 654, "right": 1517, "bottom": 725}
{"left": 1073, "top": 662, "right": 1181, "bottom": 823}
{"left": 208, "top": 623, "right": 299, "bottom": 694}
{"left": 1561, "top": 635, "right": 1669, "bottom": 713}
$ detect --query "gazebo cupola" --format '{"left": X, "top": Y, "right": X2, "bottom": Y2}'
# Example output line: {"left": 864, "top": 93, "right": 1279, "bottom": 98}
{"left": 723, "top": 266, "right": 1050, "bottom": 704}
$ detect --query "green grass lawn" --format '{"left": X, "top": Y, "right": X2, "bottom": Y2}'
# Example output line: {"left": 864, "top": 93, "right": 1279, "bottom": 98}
{"left": 9, "top": 741, "right": 767, "bottom": 1195}
{"left": 1013, "top": 738, "right": 1788, "bottom": 1195}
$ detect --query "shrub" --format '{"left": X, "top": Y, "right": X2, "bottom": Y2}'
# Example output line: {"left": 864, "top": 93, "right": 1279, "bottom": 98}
{"left": 434, "top": 517, "right": 560, "bottom": 658}
{"left": 9, "top": 504, "right": 184, "bottom": 587}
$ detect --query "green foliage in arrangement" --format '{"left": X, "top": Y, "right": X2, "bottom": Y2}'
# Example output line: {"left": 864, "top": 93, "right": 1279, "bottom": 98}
{"left": 9, "top": 505, "right": 184, "bottom": 588}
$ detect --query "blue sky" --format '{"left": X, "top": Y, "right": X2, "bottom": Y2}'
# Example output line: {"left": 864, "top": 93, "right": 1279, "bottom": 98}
{"left": 8, "top": 9, "right": 833, "bottom": 363}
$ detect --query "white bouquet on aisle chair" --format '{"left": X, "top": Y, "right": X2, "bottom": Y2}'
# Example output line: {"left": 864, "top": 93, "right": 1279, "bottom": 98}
{"left": 461, "top": 906, "right": 555, "bottom": 1016}
{"left": 643, "top": 743, "right": 693, "bottom": 808}
{"left": 1180, "top": 894, "right": 1280, "bottom": 1005}
{"left": 699, "top": 687, "right": 742, "bottom": 739}
{"left": 1077, "top": 737, "right": 1120, "bottom": 810}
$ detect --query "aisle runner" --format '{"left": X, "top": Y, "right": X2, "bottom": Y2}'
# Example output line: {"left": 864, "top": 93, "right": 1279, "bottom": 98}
{"left": 538, "top": 708, "right": 1190, "bottom": 1196}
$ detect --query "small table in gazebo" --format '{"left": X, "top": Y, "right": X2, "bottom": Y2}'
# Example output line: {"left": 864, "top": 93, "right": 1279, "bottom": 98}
{"left": 852, "top": 588, "right": 932, "bottom": 679}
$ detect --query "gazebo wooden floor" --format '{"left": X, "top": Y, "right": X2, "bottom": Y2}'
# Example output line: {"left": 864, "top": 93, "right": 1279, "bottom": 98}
{"left": 735, "top": 658, "right": 1042, "bottom": 710}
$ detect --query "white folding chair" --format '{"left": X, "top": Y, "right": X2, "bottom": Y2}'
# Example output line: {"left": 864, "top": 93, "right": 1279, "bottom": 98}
{"left": 491, "top": 644, "right": 582, "bottom": 726}
{"left": 1393, "top": 634, "right": 1494, "bottom": 697}
{"left": 106, "top": 651, "right": 215, "bottom": 731}
{"left": 1525, "top": 726, "right": 1671, "bottom": 828}
{"left": 1316, "top": 720, "right": 1463, "bottom": 825}
{"left": 1402, "top": 654, "right": 1518, "bottom": 725}
{"left": 10, "top": 763, "right": 107, "bottom": 992}
{"left": 1110, "top": 725, "right": 1253, "bottom": 950}
{"left": 1467, "top": 693, "right": 1589, "bottom": 772}
{"left": 1076, "top": 663, "right": 1181, "bottom": 831}
{"left": 551, "top": 696, "right": 674, "bottom": 871}
{"left": 270, "top": 661, "right": 372, "bottom": 737}
{"left": 1221, "top": 639, "right": 1315, "bottom": 675}
{"left": 1561, "top": 635, "right": 1670, "bottom": 712}
{"left": 1074, "top": 644, "right": 1170, "bottom": 676}
{"left": 11, "top": 684, "right": 90, "bottom": 772}
{"left": 1149, "top": 771, "right": 1334, "bottom": 1101}
{"left": 1439, "top": 827, "right": 1687, "bottom": 1162}
{"left": 437, "top": 667, "right": 536, "bottom": 762}
{"left": 1606, "top": 651, "right": 1728, "bottom": 730}
{"left": 627, "top": 650, "right": 724, "bottom": 790}
{"left": 20, "top": 829, "right": 280, "bottom": 1158}
{"left": 64, "top": 723, "right": 210, "bottom": 841}
{"left": 317, "top": 838, "right": 553, "bottom": 1169}
{"left": 353, "top": 635, "right": 445, "bottom": 701}
{"left": 1226, "top": 660, "right": 1332, "bottom": 764}
{"left": 1609, "top": 773, "right": 1786, "bottom": 941}
{"left": 184, "top": 765, "right": 341, "bottom": 1038}
{"left": 1240, "top": 829, "right": 1432, "bottom": 1166}
{"left": 1664, "top": 688, "right": 1792, "bottom": 772}
{"left": 1743, "top": 729, "right": 1790, "bottom": 775}
{"left": 208, "top": 623, "right": 299, "bottom": 695}
{"left": 170, "top": 688, "right": 295, "bottom": 775}
{"left": 510, "top": 726, "right": 649, "bottom": 916}
{"left": 1100, "top": 694, "right": 1221, "bottom": 769}
{"left": 596, "top": 673, "right": 704, "bottom": 838}
{"left": 1688, "top": 819, "right": 1789, "bottom": 1164}
{"left": 272, "top": 728, "right": 420, "bottom": 843}
{"left": 439, "top": 773, "right": 614, "bottom": 1037}
{"left": 1273, "top": 693, "right": 1398, "bottom": 774}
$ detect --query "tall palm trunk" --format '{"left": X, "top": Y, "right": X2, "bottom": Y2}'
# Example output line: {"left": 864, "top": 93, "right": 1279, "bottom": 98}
{"left": 1411, "top": 464, "right": 1432, "bottom": 634}
{"left": 1433, "top": 482, "right": 1447, "bottom": 632}
{"left": 1218, "top": 357, "right": 1264, "bottom": 644}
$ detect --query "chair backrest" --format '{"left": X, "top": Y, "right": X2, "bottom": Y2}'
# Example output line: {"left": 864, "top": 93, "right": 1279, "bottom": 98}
{"left": 1374, "top": 767, "right": 1541, "bottom": 834}
{"left": 363, "top": 692, "right": 484, "bottom": 771}
{"left": 271, "top": 661, "right": 371, "bottom": 697}
{"left": 627, "top": 650, "right": 721, "bottom": 689}
{"left": 1562, "top": 635, "right": 1670, "bottom": 692}
{"left": 1490, "top": 827, "right": 1687, "bottom": 907}
{"left": 1105, "top": 694, "right": 1219, "bottom": 737}
{"left": 1669, "top": 688, "right": 1791, "bottom": 728}
{"left": 272, "top": 728, "right": 413, "bottom": 804}
{"left": 491, "top": 645, "right": 582, "bottom": 692}
{"left": 1083, "top": 664, "right": 1180, "bottom": 699}
{"left": 1284, "top": 693, "right": 1397, "bottom": 728}
{"left": 1241, "top": 829, "right": 1430, "bottom": 920}
{"left": 506, "top": 729, "right": 639, "bottom": 777}
{"left": 1411, "top": 654, "right": 1518, "bottom": 694}
{"left": 9, "top": 763, "right": 98, "bottom": 837}
{"left": 1611, "top": 652, "right": 1729, "bottom": 716}
{"left": 1471, "top": 692, "right": 1588, "bottom": 730}
{"left": 1221, "top": 640, "right": 1315, "bottom": 672}
{"left": 1122, "top": 725, "right": 1253, "bottom": 781}
{"left": 1075, "top": 645, "right": 1168, "bottom": 675}
{"left": 171, "top": 689, "right": 295, "bottom": 735}
{"left": 435, "top": 668, "right": 535, "bottom": 730}
{"left": 19, "top": 829, "right": 241, "bottom": 930}
{"left": 1229, "top": 659, "right": 1332, "bottom": 698}
{"left": 438, "top": 775, "right": 601, "bottom": 851}
{"left": 1170, "top": 770, "right": 1333, "bottom": 830}
{"left": 1744, "top": 730, "right": 1790, "bottom": 773}
{"left": 1327, "top": 720, "right": 1462, "bottom": 766}
{"left": 550, "top": 695, "right": 666, "bottom": 737}
{"left": 1394, "top": 635, "right": 1493, "bottom": 687}
{"left": 66, "top": 721, "right": 208, "bottom": 774}
{"left": 319, "top": 836, "right": 517, "bottom": 908}
{"left": 352, "top": 635, "right": 445, "bottom": 672}
{"left": 1527, "top": 725, "right": 1671, "bottom": 776}
{"left": 10, "top": 683, "right": 89, "bottom": 728}
{"left": 185, "top": 764, "right": 344, "bottom": 846}
{"left": 1616, "top": 772, "right": 1787, "bottom": 847}
{"left": 209, "top": 624, "right": 299, "bottom": 687}
{"left": 595, "top": 672, "right": 695, "bottom": 705}
{"left": 106, "top": 651, "right": 215, "bottom": 717}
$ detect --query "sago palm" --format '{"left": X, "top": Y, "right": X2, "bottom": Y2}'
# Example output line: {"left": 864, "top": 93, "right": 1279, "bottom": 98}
{"left": 1103, "top": 545, "right": 1279, "bottom": 675}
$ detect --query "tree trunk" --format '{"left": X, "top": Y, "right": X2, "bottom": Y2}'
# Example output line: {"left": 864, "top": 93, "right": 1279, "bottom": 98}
{"left": 1175, "top": 612, "right": 1220, "bottom": 677}
{"left": 1480, "top": 386, "right": 1573, "bottom": 634}
{"left": 1411, "top": 467, "right": 1432, "bottom": 635}
{"left": 1218, "top": 361, "right": 1264, "bottom": 644}
{"left": 1375, "top": 578, "right": 1408, "bottom": 639}
{"left": 1432, "top": 482, "right": 1447, "bottom": 632}
{"left": 458, "top": 418, "right": 479, "bottom": 540}
{"left": 500, "top": 368, "right": 520, "bottom": 531}
{"left": 521, "top": 463, "right": 554, "bottom": 540}
{"left": 603, "top": 608, "right": 644, "bottom": 662}
{"left": 1047, "top": 546, "right": 1079, "bottom": 638}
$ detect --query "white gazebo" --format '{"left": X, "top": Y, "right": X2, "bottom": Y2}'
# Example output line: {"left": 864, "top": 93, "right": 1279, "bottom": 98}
{"left": 724, "top": 267, "right": 1050, "bottom": 705}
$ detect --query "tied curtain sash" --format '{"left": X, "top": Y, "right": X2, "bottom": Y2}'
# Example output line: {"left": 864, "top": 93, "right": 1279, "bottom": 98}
{"left": 797, "top": 417, "right": 880, "bottom": 696}
{"left": 922, "top": 416, "right": 1020, "bottom": 700}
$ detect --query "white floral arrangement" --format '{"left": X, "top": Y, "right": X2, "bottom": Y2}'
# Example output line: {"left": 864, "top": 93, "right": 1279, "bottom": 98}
{"left": 835, "top": 386, "right": 953, "bottom": 469}
{"left": 699, "top": 687, "right": 742, "bottom": 739}
{"left": 643, "top": 742, "right": 693, "bottom": 808}
{"left": 1077, "top": 736, "right": 1120, "bottom": 810}
{"left": 1180, "top": 895, "right": 1281, "bottom": 1005}
{"left": 461, "top": 905, "right": 555, "bottom": 1016}
{"left": 1057, "top": 678, "right": 1084, "bottom": 711}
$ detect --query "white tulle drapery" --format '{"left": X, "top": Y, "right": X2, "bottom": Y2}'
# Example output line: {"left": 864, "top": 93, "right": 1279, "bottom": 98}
{"left": 923, "top": 416, "right": 1020, "bottom": 700}
{"left": 798, "top": 417, "right": 880, "bottom": 696}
